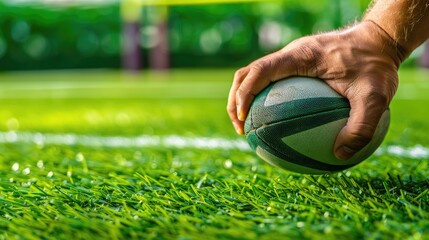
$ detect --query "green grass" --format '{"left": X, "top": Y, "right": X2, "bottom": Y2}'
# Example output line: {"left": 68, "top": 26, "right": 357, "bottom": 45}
{"left": 0, "top": 68, "right": 428, "bottom": 239}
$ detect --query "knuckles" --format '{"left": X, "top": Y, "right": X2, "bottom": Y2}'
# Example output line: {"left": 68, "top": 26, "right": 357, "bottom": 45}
{"left": 249, "top": 59, "right": 271, "bottom": 77}
{"left": 226, "top": 104, "right": 236, "bottom": 115}
{"left": 235, "top": 87, "right": 250, "bottom": 105}
{"left": 234, "top": 67, "right": 248, "bottom": 80}
{"left": 284, "top": 38, "right": 325, "bottom": 76}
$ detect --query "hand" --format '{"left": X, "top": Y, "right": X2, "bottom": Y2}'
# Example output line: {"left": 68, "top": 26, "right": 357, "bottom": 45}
{"left": 227, "top": 21, "right": 405, "bottom": 160}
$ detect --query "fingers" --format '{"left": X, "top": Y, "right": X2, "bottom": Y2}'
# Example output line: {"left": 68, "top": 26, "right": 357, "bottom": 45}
{"left": 228, "top": 53, "right": 285, "bottom": 135}
{"left": 334, "top": 89, "right": 389, "bottom": 160}
{"left": 232, "top": 51, "right": 309, "bottom": 121}
{"left": 227, "top": 67, "right": 249, "bottom": 134}
{"left": 227, "top": 38, "right": 323, "bottom": 135}
{"left": 235, "top": 59, "right": 276, "bottom": 122}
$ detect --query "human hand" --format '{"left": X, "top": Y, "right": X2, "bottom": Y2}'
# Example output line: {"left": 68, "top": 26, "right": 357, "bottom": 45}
{"left": 227, "top": 21, "right": 406, "bottom": 160}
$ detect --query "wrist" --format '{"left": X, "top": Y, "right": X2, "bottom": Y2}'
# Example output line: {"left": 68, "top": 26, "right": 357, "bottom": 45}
{"left": 358, "top": 20, "right": 408, "bottom": 67}
{"left": 363, "top": 0, "right": 429, "bottom": 62}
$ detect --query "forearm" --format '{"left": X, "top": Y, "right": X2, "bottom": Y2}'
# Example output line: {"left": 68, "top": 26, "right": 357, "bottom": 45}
{"left": 364, "top": 0, "right": 429, "bottom": 59}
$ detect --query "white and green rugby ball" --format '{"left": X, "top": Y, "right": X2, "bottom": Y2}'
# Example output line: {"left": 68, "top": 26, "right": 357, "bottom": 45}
{"left": 244, "top": 77, "right": 390, "bottom": 174}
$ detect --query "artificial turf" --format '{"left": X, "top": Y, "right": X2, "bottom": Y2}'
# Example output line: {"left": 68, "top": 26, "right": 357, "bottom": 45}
{"left": 0, "top": 68, "right": 428, "bottom": 239}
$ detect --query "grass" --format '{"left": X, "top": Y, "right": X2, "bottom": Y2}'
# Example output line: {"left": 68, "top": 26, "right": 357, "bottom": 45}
{"left": 0, "top": 68, "right": 428, "bottom": 239}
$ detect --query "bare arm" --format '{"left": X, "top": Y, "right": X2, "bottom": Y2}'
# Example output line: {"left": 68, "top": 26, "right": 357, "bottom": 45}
{"left": 364, "top": 0, "right": 429, "bottom": 56}
{"left": 227, "top": 0, "right": 429, "bottom": 160}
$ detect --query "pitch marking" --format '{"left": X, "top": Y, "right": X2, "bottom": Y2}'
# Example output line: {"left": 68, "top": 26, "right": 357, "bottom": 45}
{"left": 0, "top": 131, "right": 427, "bottom": 159}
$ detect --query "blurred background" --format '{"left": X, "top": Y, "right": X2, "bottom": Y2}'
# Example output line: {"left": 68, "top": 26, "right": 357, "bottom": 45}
{"left": 1, "top": 0, "right": 427, "bottom": 72}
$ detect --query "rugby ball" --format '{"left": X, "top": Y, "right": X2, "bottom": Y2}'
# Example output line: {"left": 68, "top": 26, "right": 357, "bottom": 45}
{"left": 244, "top": 77, "right": 390, "bottom": 174}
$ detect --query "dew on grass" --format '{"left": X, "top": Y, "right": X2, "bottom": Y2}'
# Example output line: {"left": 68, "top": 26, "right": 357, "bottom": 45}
{"left": 37, "top": 160, "right": 44, "bottom": 169}
{"left": 22, "top": 167, "right": 30, "bottom": 175}
{"left": 76, "top": 152, "right": 85, "bottom": 162}
{"left": 345, "top": 171, "right": 351, "bottom": 177}
{"left": 224, "top": 159, "right": 233, "bottom": 169}
{"left": 252, "top": 174, "right": 257, "bottom": 182}
{"left": 12, "top": 162, "right": 19, "bottom": 171}
{"left": 47, "top": 171, "right": 54, "bottom": 178}
{"left": 296, "top": 222, "right": 305, "bottom": 228}
{"left": 324, "top": 212, "right": 330, "bottom": 218}
{"left": 9, "top": 178, "right": 13, "bottom": 182}
{"left": 22, "top": 181, "right": 31, "bottom": 187}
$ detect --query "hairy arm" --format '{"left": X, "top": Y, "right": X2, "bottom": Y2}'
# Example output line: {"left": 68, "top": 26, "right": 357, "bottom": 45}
{"left": 364, "top": 0, "right": 429, "bottom": 56}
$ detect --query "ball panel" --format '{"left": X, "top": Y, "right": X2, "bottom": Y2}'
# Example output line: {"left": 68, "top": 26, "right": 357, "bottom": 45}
{"left": 282, "top": 118, "right": 352, "bottom": 166}
{"left": 264, "top": 77, "right": 343, "bottom": 107}
{"left": 248, "top": 109, "right": 390, "bottom": 174}
{"left": 246, "top": 130, "right": 259, "bottom": 151}
{"left": 256, "top": 146, "right": 331, "bottom": 174}
{"left": 256, "top": 108, "right": 350, "bottom": 144}
{"left": 253, "top": 121, "right": 354, "bottom": 172}
{"left": 245, "top": 97, "right": 350, "bottom": 133}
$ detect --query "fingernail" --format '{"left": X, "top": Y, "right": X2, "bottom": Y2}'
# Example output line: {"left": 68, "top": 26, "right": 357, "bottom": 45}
{"left": 238, "top": 111, "right": 246, "bottom": 121}
{"left": 236, "top": 104, "right": 244, "bottom": 121}
{"left": 335, "top": 146, "right": 356, "bottom": 161}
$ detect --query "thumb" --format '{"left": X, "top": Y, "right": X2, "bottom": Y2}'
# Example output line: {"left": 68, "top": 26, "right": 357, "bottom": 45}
{"left": 333, "top": 92, "right": 388, "bottom": 160}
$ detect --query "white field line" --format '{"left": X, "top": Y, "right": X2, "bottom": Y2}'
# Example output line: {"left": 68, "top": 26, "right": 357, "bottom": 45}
{"left": 0, "top": 131, "right": 427, "bottom": 159}
{"left": 0, "top": 131, "right": 250, "bottom": 151}
{"left": 374, "top": 145, "right": 429, "bottom": 159}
